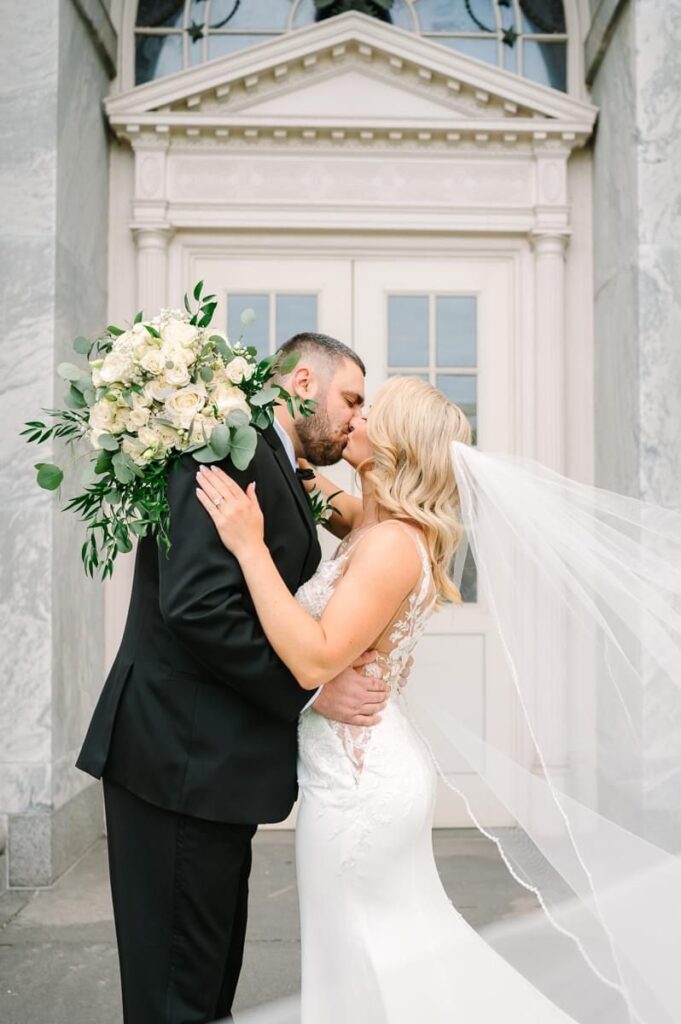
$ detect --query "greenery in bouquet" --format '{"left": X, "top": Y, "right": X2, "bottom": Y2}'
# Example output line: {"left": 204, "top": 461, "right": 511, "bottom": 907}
{"left": 21, "top": 282, "right": 310, "bottom": 579}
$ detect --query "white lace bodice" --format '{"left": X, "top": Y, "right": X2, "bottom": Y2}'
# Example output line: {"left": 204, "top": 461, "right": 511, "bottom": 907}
{"left": 296, "top": 522, "right": 436, "bottom": 786}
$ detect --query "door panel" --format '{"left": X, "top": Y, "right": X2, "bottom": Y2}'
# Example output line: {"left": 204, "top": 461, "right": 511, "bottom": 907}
{"left": 354, "top": 258, "right": 515, "bottom": 824}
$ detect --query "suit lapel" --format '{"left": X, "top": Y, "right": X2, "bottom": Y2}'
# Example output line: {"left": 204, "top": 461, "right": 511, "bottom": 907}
{"left": 261, "top": 426, "right": 320, "bottom": 576}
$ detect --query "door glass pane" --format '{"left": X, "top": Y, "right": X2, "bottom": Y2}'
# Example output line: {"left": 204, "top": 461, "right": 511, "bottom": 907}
{"left": 436, "top": 374, "right": 477, "bottom": 437}
{"left": 227, "top": 293, "right": 269, "bottom": 356}
{"left": 276, "top": 294, "right": 318, "bottom": 346}
{"left": 436, "top": 296, "right": 477, "bottom": 367}
{"left": 388, "top": 296, "right": 429, "bottom": 367}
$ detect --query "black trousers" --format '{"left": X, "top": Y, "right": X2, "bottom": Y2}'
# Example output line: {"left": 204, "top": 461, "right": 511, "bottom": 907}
{"left": 103, "top": 779, "right": 257, "bottom": 1024}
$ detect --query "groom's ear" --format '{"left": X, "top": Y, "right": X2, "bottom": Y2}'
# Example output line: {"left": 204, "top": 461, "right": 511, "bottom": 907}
{"left": 289, "top": 364, "right": 318, "bottom": 399}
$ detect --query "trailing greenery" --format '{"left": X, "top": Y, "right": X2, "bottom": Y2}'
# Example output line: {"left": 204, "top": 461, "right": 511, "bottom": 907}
{"left": 21, "top": 282, "right": 314, "bottom": 579}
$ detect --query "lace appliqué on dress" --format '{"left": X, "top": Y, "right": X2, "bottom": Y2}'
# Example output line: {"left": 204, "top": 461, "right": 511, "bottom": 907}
{"left": 296, "top": 524, "right": 436, "bottom": 786}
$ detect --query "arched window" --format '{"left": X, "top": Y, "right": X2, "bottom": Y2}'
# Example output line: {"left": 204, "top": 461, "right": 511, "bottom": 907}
{"left": 134, "top": 1, "right": 567, "bottom": 93}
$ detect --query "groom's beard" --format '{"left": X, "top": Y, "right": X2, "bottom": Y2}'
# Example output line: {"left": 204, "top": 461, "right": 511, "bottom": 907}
{"left": 297, "top": 406, "right": 349, "bottom": 466}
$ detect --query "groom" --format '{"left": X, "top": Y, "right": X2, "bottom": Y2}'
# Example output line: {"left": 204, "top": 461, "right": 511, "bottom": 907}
{"left": 76, "top": 333, "right": 386, "bottom": 1023}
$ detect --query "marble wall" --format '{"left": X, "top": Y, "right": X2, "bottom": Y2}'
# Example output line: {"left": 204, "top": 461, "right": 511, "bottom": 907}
{"left": 0, "top": 0, "right": 114, "bottom": 886}
{"left": 590, "top": 0, "right": 681, "bottom": 824}
{"left": 591, "top": 0, "right": 681, "bottom": 505}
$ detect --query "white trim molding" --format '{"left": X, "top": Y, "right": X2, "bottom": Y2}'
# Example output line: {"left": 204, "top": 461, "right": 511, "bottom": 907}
{"left": 104, "top": 13, "right": 596, "bottom": 242}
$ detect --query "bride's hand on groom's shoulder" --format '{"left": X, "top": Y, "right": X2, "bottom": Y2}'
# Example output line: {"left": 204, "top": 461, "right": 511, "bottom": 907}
{"left": 313, "top": 652, "right": 388, "bottom": 727}
{"left": 195, "top": 465, "right": 264, "bottom": 559}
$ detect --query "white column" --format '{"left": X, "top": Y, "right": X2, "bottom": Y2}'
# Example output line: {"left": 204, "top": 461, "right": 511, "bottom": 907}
{"left": 529, "top": 216, "right": 571, "bottom": 806}
{"left": 531, "top": 231, "right": 569, "bottom": 472}
{"left": 133, "top": 225, "right": 173, "bottom": 312}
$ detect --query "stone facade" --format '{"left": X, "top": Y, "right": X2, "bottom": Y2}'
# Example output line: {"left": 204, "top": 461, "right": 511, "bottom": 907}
{"left": 0, "top": 0, "right": 115, "bottom": 886}
{"left": 590, "top": 0, "right": 681, "bottom": 503}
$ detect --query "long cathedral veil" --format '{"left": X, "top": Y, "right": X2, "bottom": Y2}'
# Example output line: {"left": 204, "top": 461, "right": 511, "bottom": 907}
{"left": 406, "top": 442, "right": 681, "bottom": 1024}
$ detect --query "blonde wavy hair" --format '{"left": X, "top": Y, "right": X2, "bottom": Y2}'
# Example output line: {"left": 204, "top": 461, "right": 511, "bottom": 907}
{"left": 362, "top": 377, "right": 472, "bottom": 605}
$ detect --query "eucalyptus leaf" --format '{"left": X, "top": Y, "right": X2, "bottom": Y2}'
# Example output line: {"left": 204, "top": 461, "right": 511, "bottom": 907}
{"left": 94, "top": 449, "right": 112, "bottom": 474}
{"left": 73, "top": 336, "right": 91, "bottom": 355}
{"left": 65, "top": 385, "right": 87, "bottom": 410}
{"left": 214, "top": 338, "right": 232, "bottom": 362}
{"left": 112, "top": 451, "right": 134, "bottom": 484}
{"left": 35, "top": 463, "right": 64, "bottom": 490}
{"left": 250, "top": 387, "right": 280, "bottom": 408}
{"left": 129, "top": 520, "right": 148, "bottom": 538}
{"left": 209, "top": 423, "right": 231, "bottom": 459}
{"left": 230, "top": 425, "right": 258, "bottom": 471}
{"left": 58, "top": 362, "right": 83, "bottom": 382}
{"left": 199, "top": 365, "right": 213, "bottom": 383}
{"left": 98, "top": 434, "right": 120, "bottom": 452}
{"left": 225, "top": 409, "right": 250, "bottom": 427}
{"left": 192, "top": 446, "right": 221, "bottom": 464}
{"left": 193, "top": 280, "right": 204, "bottom": 301}
{"left": 82, "top": 387, "right": 97, "bottom": 407}
{"left": 253, "top": 408, "right": 272, "bottom": 430}
{"left": 277, "top": 351, "right": 301, "bottom": 376}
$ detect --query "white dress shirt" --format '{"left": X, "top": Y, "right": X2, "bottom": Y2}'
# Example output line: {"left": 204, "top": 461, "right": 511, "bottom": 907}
{"left": 272, "top": 418, "right": 321, "bottom": 711}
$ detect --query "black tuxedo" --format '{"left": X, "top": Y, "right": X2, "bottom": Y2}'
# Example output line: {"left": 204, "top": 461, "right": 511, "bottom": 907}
{"left": 77, "top": 426, "right": 322, "bottom": 1023}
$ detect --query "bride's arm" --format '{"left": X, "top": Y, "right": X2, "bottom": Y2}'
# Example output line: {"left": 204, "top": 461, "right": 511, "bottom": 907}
{"left": 297, "top": 459, "right": 362, "bottom": 539}
{"left": 196, "top": 466, "right": 420, "bottom": 690}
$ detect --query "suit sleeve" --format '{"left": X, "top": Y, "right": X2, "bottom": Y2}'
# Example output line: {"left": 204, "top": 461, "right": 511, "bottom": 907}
{"left": 158, "top": 449, "right": 311, "bottom": 723}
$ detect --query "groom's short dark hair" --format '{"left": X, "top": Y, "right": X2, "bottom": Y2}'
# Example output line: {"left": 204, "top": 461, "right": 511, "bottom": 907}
{"left": 275, "top": 332, "right": 365, "bottom": 380}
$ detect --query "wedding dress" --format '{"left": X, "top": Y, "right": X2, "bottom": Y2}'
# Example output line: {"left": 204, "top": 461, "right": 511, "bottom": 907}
{"left": 294, "top": 521, "right": 577, "bottom": 1024}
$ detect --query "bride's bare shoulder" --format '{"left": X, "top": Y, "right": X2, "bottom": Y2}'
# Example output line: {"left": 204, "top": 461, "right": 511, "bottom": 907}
{"left": 346, "top": 520, "right": 423, "bottom": 588}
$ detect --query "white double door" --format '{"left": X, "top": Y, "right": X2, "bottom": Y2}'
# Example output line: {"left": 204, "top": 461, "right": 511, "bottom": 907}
{"left": 186, "top": 249, "right": 516, "bottom": 827}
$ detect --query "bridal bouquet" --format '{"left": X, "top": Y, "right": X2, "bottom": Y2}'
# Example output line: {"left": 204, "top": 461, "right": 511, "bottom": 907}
{"left": 21, "top": 282, "right": 309, "bottom": 579}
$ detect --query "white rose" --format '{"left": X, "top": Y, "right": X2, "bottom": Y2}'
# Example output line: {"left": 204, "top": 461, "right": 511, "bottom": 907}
{"left": 100, "top": 350, "right": 135, "bottom": 385}
{"left": 162, "top": 320, "right": 198, "bottom": 350}
{"left": 131, "top": 388, "right": 152, "bottom": 410}
{"left": 90, "top": 362, "right": 104, "bottom": 388}
{"left": 122, "top": 435, "right": 152, "bottom": 466}
{"left": 209, "top": 383, "right": 250, "bottom": 420}
{"left": 189, "top": 413, "right": 218, "bottom": 446}
{"left": 143, "top": 378, "right": 172, "bottom": 404}
{"left": 112, "top": 330, "right": 135, "bottom": 356}
{"left": 89, "top": 399, "right": 116, "bottom": 435}
{"left": 135, "top": 425, "right": 169, "bottom": 460}
{"left": 225, "top": 356, "right": 254, "bottom": 385}
{"left": 163, "top": 382, "right": 207, "bottom": 429}
{"left": 152, "top": 421, "right": 181, "bottom": 450}
{"left": 127, "top": 406, "right": 150, "bottom": 430}
{"left": 163, "top": 360, "right": 191, "bottom": 388}
{"left": 139, "top": 348, "right": 167, "bottom": 376}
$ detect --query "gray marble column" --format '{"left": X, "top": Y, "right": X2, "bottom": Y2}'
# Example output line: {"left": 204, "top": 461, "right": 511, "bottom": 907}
{"left": 0, "top": 0, "right": 116, "bottom": 887}
{"left": 590, "top": 0, "right": 681, "bottom": 826}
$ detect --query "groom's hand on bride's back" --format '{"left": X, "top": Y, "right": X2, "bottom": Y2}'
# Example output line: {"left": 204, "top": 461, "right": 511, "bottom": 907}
{"left": 312, "top": 651, "right": 387, "bottom": 727}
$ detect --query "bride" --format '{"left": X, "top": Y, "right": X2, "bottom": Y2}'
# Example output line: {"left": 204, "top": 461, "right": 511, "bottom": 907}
{"left": 195, "top": 375, "right": 579, "bottom": 1024}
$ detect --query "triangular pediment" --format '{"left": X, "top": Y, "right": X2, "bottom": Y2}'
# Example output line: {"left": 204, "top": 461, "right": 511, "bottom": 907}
{"left": 107, "top": 11, "right": 596, "bottom": 145}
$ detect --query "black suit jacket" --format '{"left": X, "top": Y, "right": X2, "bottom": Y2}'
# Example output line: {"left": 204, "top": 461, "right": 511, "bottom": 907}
{"left": 76, "top": 426, "right": 322, "bottom": 824}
